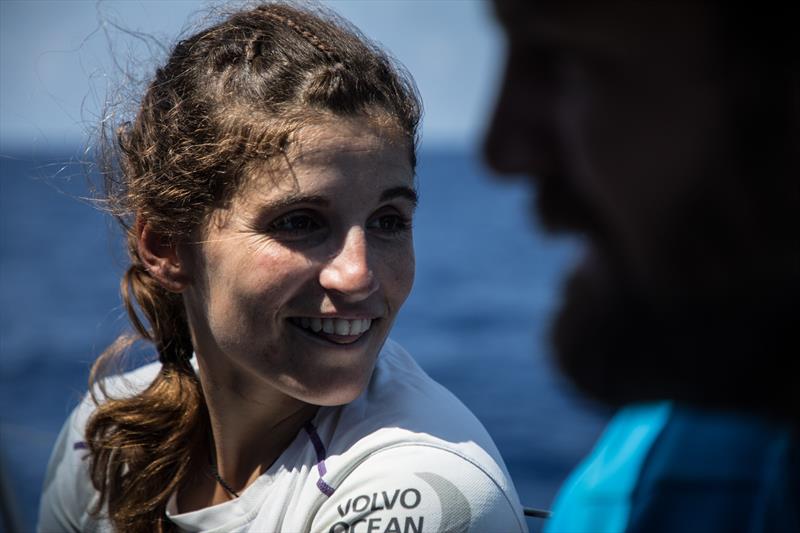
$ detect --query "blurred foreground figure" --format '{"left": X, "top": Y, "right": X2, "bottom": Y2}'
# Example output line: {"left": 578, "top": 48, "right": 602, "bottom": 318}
{"left": 486, "top": 2, "right": 798, "bottom": 532}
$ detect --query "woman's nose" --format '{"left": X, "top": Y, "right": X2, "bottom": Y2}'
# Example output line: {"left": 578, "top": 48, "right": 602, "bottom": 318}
{"left": 319, "top": 227, "right": 379, "bottom": 301}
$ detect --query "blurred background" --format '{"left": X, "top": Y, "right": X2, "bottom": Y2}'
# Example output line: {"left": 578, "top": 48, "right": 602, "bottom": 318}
{"left": 0, "top": 1, "right": 608, "bottom": 530}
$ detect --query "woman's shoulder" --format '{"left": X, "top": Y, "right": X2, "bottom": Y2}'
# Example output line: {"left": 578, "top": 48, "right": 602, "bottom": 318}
{"left": 94, "top": 359, "right": 164, "bottom": 397}
{"left": 362, "top": 339, "right": 487, "bottom": 419}
{"left": 69, "top": 360, "right": 163, "bottom": 425}
{"left": 305, "top": 340, "right": 526, "bottom": 530}
{"left": 338, "top": 339, "right": 501, "bottom": 453}
{"left": 310, "top": 441, "right": 528, "bottom": 533}
{"left": 37, "top": 360, "right": 163, "bottom": 532}
{"left": 38, "top": 359, "right": 164, "bottom": 531}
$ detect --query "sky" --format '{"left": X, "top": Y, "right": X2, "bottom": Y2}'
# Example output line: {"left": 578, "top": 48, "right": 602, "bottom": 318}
{"left": 0, "top": 0, "right": 506, "bottom": 152}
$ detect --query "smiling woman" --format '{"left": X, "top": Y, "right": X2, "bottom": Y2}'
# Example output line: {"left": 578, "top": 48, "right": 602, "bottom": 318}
{"left": 181, "top": 118, "right": 417, "bottom": 409}
{"left": 36, "top": 3, "right": 526, "bottom": 533}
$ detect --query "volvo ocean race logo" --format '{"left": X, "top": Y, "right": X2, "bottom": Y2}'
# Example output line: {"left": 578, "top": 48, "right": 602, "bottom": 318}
{"left": 328, "top": 472, "right": 471, "bottom": 533}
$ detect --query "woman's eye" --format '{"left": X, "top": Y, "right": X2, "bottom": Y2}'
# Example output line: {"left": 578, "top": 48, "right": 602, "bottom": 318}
{"left": 368, "top": 214, "right": 411, "bottom": 234}
{"left": 268, "top": 213, "right": 322, "bottom": 236}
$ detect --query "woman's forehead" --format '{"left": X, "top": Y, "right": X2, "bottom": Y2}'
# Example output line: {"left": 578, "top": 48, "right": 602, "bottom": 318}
{"left": 234, "top": 120, "right": 412, "bottom": 201}
{"left": 288, "top": 116, "right": 409, "bottom": 160}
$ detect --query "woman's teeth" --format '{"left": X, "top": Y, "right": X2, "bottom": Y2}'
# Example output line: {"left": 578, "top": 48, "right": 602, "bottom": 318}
{"left": 292, "top": 317, "right": 372, "bottom": 336}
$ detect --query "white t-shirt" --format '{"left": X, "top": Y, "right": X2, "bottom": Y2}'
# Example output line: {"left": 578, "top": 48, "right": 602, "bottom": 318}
{"left": 38, "top": 339, "right": 528, "bottom": 533}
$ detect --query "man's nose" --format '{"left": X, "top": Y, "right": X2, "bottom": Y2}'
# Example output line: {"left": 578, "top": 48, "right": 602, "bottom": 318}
{"left": 484, "top": 54, "right": 559, "bottom": 179}
{"left": 319, "top": 227, "right": 379, "bottom": 301}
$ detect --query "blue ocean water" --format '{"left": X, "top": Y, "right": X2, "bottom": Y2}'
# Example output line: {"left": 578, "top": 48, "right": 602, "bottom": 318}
{"left": 0, "top": 147, "right": 608, "bottom": 531}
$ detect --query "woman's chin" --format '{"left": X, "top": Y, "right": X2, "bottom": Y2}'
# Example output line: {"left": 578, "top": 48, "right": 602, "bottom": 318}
{"left": 278, "top": 367, "right": 374, "bottom": 407}
{"left": 299, "top": 380, "right": 370, "bottom": 407}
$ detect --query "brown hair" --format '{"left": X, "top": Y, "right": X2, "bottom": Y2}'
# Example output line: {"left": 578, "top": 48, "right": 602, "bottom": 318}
{"left": 85, "top": 3, "right": 421, "bottom": 531}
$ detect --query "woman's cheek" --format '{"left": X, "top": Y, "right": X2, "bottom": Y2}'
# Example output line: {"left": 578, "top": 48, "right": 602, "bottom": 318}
{"left": 389, "top": 244, "right": 415, "bottom": 303}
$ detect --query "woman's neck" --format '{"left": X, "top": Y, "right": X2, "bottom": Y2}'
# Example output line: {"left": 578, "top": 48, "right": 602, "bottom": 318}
{"left": 178, "top": 354, "right": 319, "bottom": 511}
{"left": 207, "top": 394, "right": 318, "bottom": 487}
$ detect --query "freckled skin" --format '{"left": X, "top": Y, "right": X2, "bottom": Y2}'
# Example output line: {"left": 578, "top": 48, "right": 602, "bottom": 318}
{"left": 181, "top": 117, "right": 416, "bottom": 408}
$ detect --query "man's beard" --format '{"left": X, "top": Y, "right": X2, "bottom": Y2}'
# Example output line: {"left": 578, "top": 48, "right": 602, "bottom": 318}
{"left": 550, "top": 243, "right": 798, "bottom": 418}
{"left": 541, "top": 73, "right": 799, "bottom": 418}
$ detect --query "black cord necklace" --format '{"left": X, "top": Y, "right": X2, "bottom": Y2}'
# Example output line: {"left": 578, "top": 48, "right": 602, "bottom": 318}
{"left": 207, "top": 438, "right": 240, "bottom": 499}
{"left": 208, "top": 459, "right": 240, "bottom": 499}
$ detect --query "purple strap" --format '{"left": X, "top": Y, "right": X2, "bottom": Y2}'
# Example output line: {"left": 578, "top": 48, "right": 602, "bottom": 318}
{"left": 304, "top": 421, "right": 336, "bottom": 497}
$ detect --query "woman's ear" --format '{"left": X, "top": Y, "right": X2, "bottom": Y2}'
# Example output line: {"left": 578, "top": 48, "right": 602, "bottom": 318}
{"left": 136, "top": 222, "right": 192, "bottom": 293}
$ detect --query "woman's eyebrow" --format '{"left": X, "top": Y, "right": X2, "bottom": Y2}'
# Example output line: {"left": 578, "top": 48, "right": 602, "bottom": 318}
{"left": 380, "top": 186, "right": 418, "bottom": 207}
{"left": 258, "top": 194, "right": 330, "bottom": 213}
{"left": 254, "top": 187, "right": 417, "bottom": 217}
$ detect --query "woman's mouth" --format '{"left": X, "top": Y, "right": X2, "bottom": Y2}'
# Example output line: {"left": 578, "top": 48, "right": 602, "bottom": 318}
{"left": 289, "top": 317, "right": 373, "bottom": 344}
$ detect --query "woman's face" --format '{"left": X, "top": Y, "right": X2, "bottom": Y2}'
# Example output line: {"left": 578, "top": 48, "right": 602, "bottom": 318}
{"left": 181, "top": 117, "right": 416, "bottom": 406}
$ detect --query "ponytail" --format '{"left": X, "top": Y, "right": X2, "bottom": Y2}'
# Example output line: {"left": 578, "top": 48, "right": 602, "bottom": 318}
{"left": 85, "top": 259, "right": 207, "bottom": 533}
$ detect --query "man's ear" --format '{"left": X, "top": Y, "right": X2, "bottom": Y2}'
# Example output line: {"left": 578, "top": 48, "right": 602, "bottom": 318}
{"left": 137, "top": 221, "right": 192, "bottom": 293}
